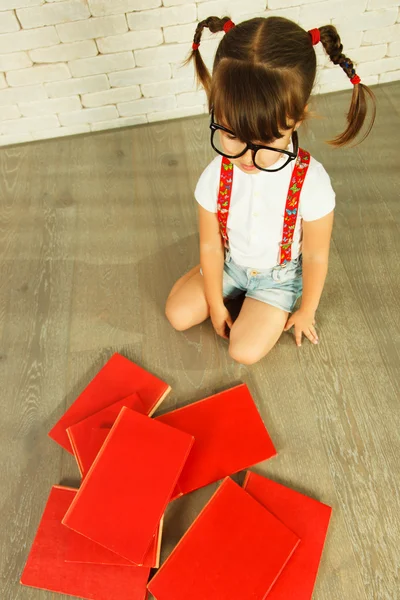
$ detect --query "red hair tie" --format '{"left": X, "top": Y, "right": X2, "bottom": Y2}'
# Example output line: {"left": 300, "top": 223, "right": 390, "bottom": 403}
{"left": 308, "top": 28, "right": 320, "bottom": 45}
{"left": 350, "top": 74, "right": 361, "bottom": 85}
{"left": 223, "top": 19, "right": 235, "bottom": 33}
{"left": 192, "top": 42, "right": 200, "bottom": 51}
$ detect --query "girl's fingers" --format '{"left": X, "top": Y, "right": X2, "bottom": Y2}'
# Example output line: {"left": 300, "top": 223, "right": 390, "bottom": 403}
{"left": 295, "top": 327, "right": 302, "bottom": 347}
{"left": 305, "top": 328, "right": 318, "bottom": 345}
{"left": 284, "top": 318, "right": 293, "bottom": 332}
{"left": 310, "top": 325, "right": 319, "bottom": 343}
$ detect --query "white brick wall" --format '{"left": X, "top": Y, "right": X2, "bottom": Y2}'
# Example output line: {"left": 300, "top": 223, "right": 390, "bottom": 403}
{"left": 0, "top": 0, "right": 399, "bottom": 146}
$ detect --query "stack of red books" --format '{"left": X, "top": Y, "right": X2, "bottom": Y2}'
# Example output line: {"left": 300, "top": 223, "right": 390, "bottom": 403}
{"left": 20, "top": 353, "right": 331, "bottom": 600}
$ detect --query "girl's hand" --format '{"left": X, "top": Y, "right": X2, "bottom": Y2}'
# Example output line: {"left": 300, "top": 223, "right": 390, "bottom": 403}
{"left": 284, "top": 309, "right": 318, "bottom": 347}
{"left": 210, "top": 305, "right": 233, "bottom": 339}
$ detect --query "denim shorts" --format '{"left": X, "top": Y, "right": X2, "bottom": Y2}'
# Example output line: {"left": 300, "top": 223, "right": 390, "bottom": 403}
{"left": 223, "top": 250, "right": 303, "bottom": 313}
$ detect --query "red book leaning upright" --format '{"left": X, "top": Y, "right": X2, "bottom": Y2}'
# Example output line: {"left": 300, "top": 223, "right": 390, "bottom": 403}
{"left": 148, "top": 477, "right": 300, "bottom": 600}
{"left": 156, "top": 383, "right": 276, "bottom": 498}
{"left": 62, "top": 408, "right": 194, "bottom": 566}
{"left": 48, "top": 353, "right": 171, "bottom": 454}
{"left": 243, "top": 472, "right": 332, "bottom": 600}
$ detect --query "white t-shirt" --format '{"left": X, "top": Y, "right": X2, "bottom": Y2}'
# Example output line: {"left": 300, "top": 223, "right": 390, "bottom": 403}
{"left": 195, "top": 146, "right": 336, "bottom": 269}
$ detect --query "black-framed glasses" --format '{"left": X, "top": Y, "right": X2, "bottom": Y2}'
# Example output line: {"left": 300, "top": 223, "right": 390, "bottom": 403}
{"left": 209, "top": 111, "right": 298, "bottom": 172}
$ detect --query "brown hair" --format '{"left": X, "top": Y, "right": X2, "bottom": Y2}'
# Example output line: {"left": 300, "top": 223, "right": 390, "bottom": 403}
{"left": 186, "top": 16, "right": 376, "bottom": 147}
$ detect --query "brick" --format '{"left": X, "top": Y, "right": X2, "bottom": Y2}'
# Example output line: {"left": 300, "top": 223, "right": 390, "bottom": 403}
{"left": 18, "top": 96, "right": 82, "bottom": 117}
{"left": 117, "top": 95, "right": 176, "bottom": 116}
{"left": 363, "top": 23, "right": 400, "bottom": 44}
{"left": 0, "top": 105, "right": 21, "bottom": 121}
{"left": 0, "top": 73, "right": 6, "bottom": 89}
{"left": 172, "top": 59, "right": 194, "bottom": 79}
{"left": 358, "top": 56, "right": 400, "bottom": 77}
{"left": 379, "top": 69, "right": 400, "bottom": 83}
{"left": 177, "top": 90, "right": 207, "bottom": 107}
{"left": 88, "top": 0, "right": 161, "bottom": 17}
{"left": 317, "top": 74, "right": 379, "bottom": 95}
{"left": 0, "top": 0, "right": 43, "bottom": 8}
{"left": 56, "top": 14, "right": 127, "bottom": 43}
{"left": 0, "top": 11, "right": 20, "bottom": 34}
{"left": 7, "top": 64, "right": 71, "bottom": 87}
{"left": 162, "top": 0, "right": 196, "bottom": 5}
{"left": 30, "top": 40, "right": 98, "bottom": 63}
{"left": 333, "top": 8, "right": 398, "bottom": 32}
{"left": 246, "top": 7, "right": 300, "bottom": 24}
{"left": 17, "top": 1, "right": 90, "bottom": 29}
{"left": 0, "top": 52, "right": 32, "bottom": 71}
{"left": 334, "top": 30, "right": 363, "bottom": 51}
{"left": 147, "top": 104, "right": 204, "bottom": 122}
{"left": 0, "top": 114, "right": 60, "bottom": 134}
{"left": 350, "top": 44, "right": 388, "bottom": 64}
{"left": 135, "top": 43, "right": 187, "bottom": 67}
{"left": 141, "top": 77, "right": 195, "bottom": 97}
{"left": 267, "top": 0, "right": 320, "bottom": 7}
{"left": 299, "top": 0, "right": 366, "bottom": 29}
{"left": 367, "top": 0, "right": 399, "bottom": 8}
{"left": 197, "top": 0, "right": 266, "bottom": 21}
{"left": 59, "top": 105, "right": 118, "bottom": 125}
{"left": 108, "top": 64, "right": 171, "bottom": 86}
{"left": 69, "top": 51, "right": 134, "bottom": 77}
{"left": 90, "top": 114, "right": 147, "bottom": 131}
{"left": 45, "top": 74, "right": 109, "bottom": 97}
{"left": 388, "top": 41, "right": 400, "bottom": 57}
{"left": 0, "top": 84, "right": 47, "bottom": 106}
{"left": 0, "top": 26, "right": 59, "bottom": 55}
{"left": 97, "top": 29, "right": 163, "bottom": 53}
{"left": 163, "top": 23, "right": 197, "bottom": 44}
{"left": 82, "top": 85, "right": 141, "bottom": 107}
{"left": 0, "top": 132, "right": 32, "bottom": 146}
{"left": 31, "top": 124, "right": 90, "bottom": 140}
{"left": 127, "top": 4, "right": 196, "bottom": 31}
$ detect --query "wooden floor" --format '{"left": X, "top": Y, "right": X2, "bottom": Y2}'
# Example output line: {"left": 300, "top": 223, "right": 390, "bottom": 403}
{"left": 0, "top": 81, "right": 399, "bottom": 600}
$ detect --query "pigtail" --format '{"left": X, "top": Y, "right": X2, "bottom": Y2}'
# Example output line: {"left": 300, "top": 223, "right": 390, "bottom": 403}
{"left": 318, "top": 25, "right": 376, "bottom": 147}
{"left": 184, "top": 16, "right": 235, "bottom": 94}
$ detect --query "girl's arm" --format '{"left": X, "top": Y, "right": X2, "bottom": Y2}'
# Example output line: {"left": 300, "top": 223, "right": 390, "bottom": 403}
{"left": 199, "top": 205, "right": 232, "bottom": 338}
{"left": 300, "top": 210, "right": 334, "bottom": 314}
{"left": 284, "top": 210, "right": 334, "bottom": 346}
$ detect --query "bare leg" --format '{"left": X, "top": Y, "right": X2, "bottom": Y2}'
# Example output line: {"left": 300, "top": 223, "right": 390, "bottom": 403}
{"left": 229, "top": 298, "right": 289, "bottom": 365}
{"left": 165, "top": 265, "right": 210, "bottom": 331}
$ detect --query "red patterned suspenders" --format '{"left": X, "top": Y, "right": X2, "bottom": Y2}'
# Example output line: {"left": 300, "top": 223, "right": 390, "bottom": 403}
{"left": 216, "top": 149, "right": 311, "bottom": 266}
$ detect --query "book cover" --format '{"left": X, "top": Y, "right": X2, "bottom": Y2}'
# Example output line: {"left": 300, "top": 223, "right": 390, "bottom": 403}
{"left": 67, "top": 392, "right": 144, "bottom": 477}
{"left": 243, "top": 472, "right": 332, "bottom": 600}
{"left": 48, "top": 353, "right": 171, "bottom": 453}
{"left": 156, "top": 383, "right": 276, "bottom": 498}
{"left": 20, "top": 486, "right": 150, "bottom": 600}
{"left": 148, "top": 477, "right": 300, "bottom": 600}
{"left": 62, "top": 408, "right": 194, "bottom": 565}
{"left": 64, "top": 517, "right": 164, "bottom": 568}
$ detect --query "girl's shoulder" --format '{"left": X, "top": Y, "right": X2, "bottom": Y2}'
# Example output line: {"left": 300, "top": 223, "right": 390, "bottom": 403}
{"left": 194, "top": 156, "right": 222, "bottom": 214}
{"left": 299, "top": 153, "right": 336, "bottom": 221}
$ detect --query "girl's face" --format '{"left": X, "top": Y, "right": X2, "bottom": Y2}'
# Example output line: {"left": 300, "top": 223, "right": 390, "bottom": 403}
{"left": 219, "top": 125, "right": 299, "bottom": 175}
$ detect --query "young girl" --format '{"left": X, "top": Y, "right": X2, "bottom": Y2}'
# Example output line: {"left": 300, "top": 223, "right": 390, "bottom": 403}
{"left": 165, "top": 16, "right": 376, "bottom": 365}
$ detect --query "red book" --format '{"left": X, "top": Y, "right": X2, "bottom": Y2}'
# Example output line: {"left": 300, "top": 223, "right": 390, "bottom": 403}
{"left": 62, "top": 407, "right": 194, "bottom": 565}
{"left": 148, "top": 477, "right": 300, "bottom": 600}
{"left": 156, "top": 383, "right": 276, "bottom": 498}
{"left": 67, "top": 392, "right": 145, "bottom": 477}
{"left": 243, "top": 472, "right": 332, "bottom": 600}
{"left": 20, "top": 486, "right": 150, "bottom": 600}
{"left": 48, "top": 353, "right": 171, "bottom": 454}
{"left": 65, "top": 518, "right": 164, "bottom": 568}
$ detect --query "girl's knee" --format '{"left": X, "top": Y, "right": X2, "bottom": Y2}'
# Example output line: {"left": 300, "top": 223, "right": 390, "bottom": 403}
{"left": 165, "top": 296, "right": 203, "bottom": 332}
{"left": 228, "top": 337, "right": 272, "bottom": 365}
